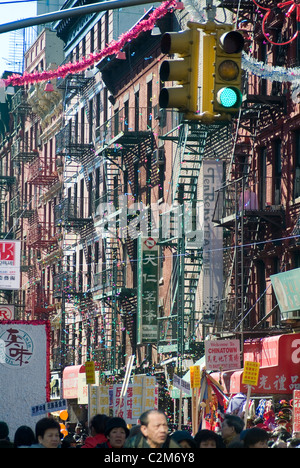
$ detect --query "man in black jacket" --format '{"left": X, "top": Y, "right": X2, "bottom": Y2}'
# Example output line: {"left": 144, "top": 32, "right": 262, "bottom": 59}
{"left": 124, "top": 410, "right": 180, "bottom": 448}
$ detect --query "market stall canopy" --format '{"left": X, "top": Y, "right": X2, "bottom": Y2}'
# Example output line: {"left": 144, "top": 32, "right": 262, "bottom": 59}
{"left": 62, "top": 365, "right": 85, "bottom": 399}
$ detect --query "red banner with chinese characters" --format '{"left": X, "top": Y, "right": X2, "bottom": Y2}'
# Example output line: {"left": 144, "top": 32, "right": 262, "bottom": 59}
{"left": 212, "top": 333, "right": 300, "bottom": 395}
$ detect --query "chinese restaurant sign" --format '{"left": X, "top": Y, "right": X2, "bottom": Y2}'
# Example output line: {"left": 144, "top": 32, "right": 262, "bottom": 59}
{"left": 0, "top": 240, "right": 21, "bottom": 290}
{"left": 137, "top": 237, "right": 159, "bottom": 344}
{"left": 0, "top": 320, "right": 50, "bottom": 437}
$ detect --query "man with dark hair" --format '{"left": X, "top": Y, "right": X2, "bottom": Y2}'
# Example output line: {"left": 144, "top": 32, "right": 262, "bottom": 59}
{"left": 243, "top": 427, "right": 269, "bottom": 448}
{"left": 221, "top": 414, "right": 245, "bottom": 448}
{"left": 124, "top": 410, "right": 179, "bottom": 448}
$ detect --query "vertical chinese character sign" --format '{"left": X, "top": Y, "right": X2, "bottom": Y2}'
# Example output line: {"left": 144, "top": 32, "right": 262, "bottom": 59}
{"left": 137, "top": 237, "right": 159, "bottom": 344}
{"left": 0, "top": 320, "right": 50, "bottom": 437}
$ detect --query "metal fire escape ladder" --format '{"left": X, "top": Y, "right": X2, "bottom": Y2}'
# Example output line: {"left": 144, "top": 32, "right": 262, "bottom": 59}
{"left": 158, "top": 121, "right": 207, "bottom": 354}
{"left": 215, "top": 100, "right": 263, "bottom": 333}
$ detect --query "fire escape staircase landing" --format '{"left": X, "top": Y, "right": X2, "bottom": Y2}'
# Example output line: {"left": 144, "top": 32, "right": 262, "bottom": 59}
{"left": 157, "top": 121, "right": 217, "bottom": 355}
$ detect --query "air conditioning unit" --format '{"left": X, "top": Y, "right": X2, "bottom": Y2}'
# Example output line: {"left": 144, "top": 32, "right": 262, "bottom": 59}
{"left": 153, "top": 148, "right": 165, "bottom": 165}
{"left": 282, "top": 310, "right": 300, "bottom": 320}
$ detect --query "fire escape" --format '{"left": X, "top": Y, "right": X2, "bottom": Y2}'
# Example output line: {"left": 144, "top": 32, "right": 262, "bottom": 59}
{"left": 157, "top": 111, "right": 229, "bottom": 356}
{"left": 93, "top": 106, "right": 153, "bottom": 373}
{"left": 54, "top": 72, "right": 100, "bottom": 366}
{"left": 212, "top": 0, "right": 287, "bottom": 336}
{"left": 9, "top": 87, "right": 60, "bottom": 318}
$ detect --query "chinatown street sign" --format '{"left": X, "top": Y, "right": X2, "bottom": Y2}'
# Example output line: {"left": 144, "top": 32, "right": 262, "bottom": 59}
{"left": 205, "top": 339, "right": 241, "bottom": 371}
{"left": 137, "top": 237, "right": 159, "bottom": 344}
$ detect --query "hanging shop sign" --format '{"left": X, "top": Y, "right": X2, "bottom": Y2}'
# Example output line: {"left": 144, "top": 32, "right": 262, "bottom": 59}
{"left": 85, "top": 360, "right": 96, "bottom": 385}
{"left": 270, "top": 268, "right": 300, "bottom": 316}
{"left": 173, "top": 374, "right": 191, "bottom": 395}
{"left": 0, "top": 240, "right": 21, "bottom": 290}
{"left": 137, "top": 237, "right": 159, "bottom": 345}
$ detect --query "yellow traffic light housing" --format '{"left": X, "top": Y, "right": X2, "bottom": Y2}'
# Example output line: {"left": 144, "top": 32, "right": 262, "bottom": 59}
{"left": 213, "top": 27, "right": 244, "bottom": 115}
{"left": 159, "top": 25, "right": 200, "bottom": 119}
{"left": 201, "top": 32, "right": 216, "bottom": 119}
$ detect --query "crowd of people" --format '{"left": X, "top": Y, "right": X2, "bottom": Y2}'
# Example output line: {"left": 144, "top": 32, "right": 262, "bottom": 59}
{"left": 1, "top": 409, "right": 300, "bottom": 449}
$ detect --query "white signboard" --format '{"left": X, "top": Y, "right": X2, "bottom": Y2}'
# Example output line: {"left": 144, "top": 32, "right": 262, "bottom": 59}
{"left": 0, "top": 304, "right": 14, "bottom": 320}
{"left": 173, "top": 374, "right": 191, "bottom": 395}
{"left": 114, "top": 376, "right": 158, "bottom": 424}
{"left": 0, "top": 321, "right": 50, "bottom": 437}
{"left": 205, "top": 339, "right": 241, "bottom": 371}
{"left": 0, "top": 241, "right": 21, "bottom": 290}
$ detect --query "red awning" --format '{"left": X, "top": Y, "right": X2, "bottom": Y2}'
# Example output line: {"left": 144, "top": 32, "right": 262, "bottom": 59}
{"left": 211, "top": 333, "right": 300, "bottom": 396}
{"left": 62, "top": 365, "right": 85, "bottom": 399}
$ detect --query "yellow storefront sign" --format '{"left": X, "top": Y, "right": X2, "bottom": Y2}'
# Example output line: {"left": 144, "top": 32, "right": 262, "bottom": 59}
{"left": 190, "top": 365, "right": 201, "bottom": 388}
{"left": 85, "top": 361, "right": 95, "bottom": 385}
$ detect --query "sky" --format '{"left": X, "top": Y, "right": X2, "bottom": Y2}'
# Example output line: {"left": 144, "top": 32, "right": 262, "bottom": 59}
{"left": 0, "top": 0, "right": 37, "bottom": 75}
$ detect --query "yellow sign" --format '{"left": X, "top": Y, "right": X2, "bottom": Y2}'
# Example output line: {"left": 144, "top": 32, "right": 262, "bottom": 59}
{"left": 85, "top": 361, "right": 95, "bottom": 385}
{"left": 242, "top": 361, "right": 260, "bottom": 386}
{"left": 190, "top": 365, "right": 201, "bottom": 388}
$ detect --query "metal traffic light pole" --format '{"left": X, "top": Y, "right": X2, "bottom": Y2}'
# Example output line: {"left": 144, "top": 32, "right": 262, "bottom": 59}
{"left": 0, "top": 0, "right": 159, "bottom": 35}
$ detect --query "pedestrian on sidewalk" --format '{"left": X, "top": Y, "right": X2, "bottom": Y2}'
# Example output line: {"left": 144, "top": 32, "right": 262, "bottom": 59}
{"left": 96, "top": 417, "right": 129, "bottom": 448}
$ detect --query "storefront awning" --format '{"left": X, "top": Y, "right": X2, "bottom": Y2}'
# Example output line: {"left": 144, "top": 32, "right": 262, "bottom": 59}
{"left": 211, "top": 333, "right": 300, "bottom": 396}
{"left": 62, "top": 365, "right": 85, "bottom": 399}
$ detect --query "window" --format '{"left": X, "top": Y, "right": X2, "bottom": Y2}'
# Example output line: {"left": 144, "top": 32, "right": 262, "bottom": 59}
{"left": 294, "top": 131, "right": 300, "bottom": 198}
{"left": 147, "top": 80, "right": 152, "bottom": 129}
{"left": 274, "top": 139, "right": 281, "bottom": 205}
{"left": 90, "top": 27, "right": 94, "bottom": 53}
{"left": 134, "top": 90, "right": 139, "bottom": 131}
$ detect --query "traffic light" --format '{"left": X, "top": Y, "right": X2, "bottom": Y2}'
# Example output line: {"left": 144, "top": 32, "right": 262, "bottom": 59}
{"left": 213, "top": 26, "right": 244, "bottom": 116}
{"left": 159, "top": 26, "right": 200, "bottom": 119}
{"left": 201, "top": 32, "right": 216, "bottom": 119}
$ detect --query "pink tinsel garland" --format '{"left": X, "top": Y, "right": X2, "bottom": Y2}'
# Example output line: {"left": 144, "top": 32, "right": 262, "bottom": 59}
{"left": 4, "top": 0, "right": 177, "bottom": 87}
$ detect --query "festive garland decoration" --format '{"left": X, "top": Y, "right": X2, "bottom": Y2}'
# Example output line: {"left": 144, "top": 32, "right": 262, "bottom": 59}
{"left": 242, "top": 52, "right": 300, "bottom": 103}
{"left": 3, "top": 0, "right": 177, "bottom": 88}
{"left": 252, "top": 0, "right": 300, "bottom": 45}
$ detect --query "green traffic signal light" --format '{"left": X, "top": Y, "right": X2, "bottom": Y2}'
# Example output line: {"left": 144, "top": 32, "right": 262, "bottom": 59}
{"left": 213, "top": 26, "right": 244, "bottom": 116}
{"left": 217, "top": 87, "right": 242, "bottom": 108}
